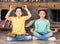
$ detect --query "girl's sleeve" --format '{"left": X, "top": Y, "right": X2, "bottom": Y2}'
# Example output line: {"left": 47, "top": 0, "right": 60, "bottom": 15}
{"left": 47, "top": 21, "right": 50, "bottom": 31}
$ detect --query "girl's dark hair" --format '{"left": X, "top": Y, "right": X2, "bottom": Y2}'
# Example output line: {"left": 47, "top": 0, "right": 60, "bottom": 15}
{"left": 38, "top": 10, "right": 47, "bottom": 14}
{"left": 38, "top": 10, "right": 47, "bottom": 19}
{"left": 15, "top": 7, "right": 23, "bottom": 12}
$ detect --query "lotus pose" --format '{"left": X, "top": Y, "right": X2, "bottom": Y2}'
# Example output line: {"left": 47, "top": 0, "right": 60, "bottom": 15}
{"left": 31, "top": 10, "right": 56, "bottom": 41}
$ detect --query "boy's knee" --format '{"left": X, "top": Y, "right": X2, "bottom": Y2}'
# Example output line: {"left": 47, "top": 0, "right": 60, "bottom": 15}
{"left": 6, "top": 37, "right": 14, "bottom": 41}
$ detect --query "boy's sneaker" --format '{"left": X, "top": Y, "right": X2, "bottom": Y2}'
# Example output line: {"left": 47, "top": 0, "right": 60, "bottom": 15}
{"left": 48, "top": 37, "right": 56, "bottom": 41}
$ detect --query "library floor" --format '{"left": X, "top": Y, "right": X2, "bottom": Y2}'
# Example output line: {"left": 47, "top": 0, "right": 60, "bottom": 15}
{"left": 0, "top": 30, "right": 60, "bottom": 44}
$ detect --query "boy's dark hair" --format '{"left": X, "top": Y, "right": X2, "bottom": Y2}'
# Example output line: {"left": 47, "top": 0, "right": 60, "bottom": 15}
{"left": 38, "top": 10, "right": 47, "bottom": 14}
{"left": 15, "top": 7, "right": 23, "bottom": 12}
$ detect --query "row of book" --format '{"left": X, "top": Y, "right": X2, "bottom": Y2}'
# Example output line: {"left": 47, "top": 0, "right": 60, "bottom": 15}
{"left": 0, "top": 0, "right": 50, "bottom": 2}
{"left": 0, "top": 0, "right": 60, "bottom": 2}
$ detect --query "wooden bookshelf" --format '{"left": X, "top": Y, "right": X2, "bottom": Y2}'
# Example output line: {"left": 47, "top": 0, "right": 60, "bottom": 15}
{"left": 0, "top": 2, "right": 60, "bottom": 9}
{"left": 48, "top": 2, "right": 60, "bottom": 9}
{"left": 0, "top": 2, "right": 46, "bottom": 9}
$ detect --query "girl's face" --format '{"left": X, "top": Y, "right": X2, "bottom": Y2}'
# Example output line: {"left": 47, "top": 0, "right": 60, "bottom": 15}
{"left": 39, "top": 11, "right": 46, "bottom": 18}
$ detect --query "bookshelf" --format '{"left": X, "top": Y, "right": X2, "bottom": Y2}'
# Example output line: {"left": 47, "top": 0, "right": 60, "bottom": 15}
{"left": 0, "top": 2, "right": 47, "bottom": 9}
{"left": 0, "top": 2, "right": 60, "bottom": 29}
{"left": 0, "top": 2, "right": 60, "bottom": 9}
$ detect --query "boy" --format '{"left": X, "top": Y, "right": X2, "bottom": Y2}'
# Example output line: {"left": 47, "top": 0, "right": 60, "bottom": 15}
{"left": 5, "top": 5, "right": 32, "bottom": 41}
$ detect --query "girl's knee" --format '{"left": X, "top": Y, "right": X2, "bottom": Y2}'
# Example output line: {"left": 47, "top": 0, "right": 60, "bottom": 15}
{"left": 27, "top": 36, "right": 32, "bottom": 40}
{"left": 49, "top": 32, "right": 53, "bottom": 36}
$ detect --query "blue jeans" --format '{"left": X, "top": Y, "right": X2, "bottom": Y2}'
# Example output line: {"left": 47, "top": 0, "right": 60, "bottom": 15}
{"left": 33, "top": 31, "right": 53, "bottom": 41}
{"left": 7, "top": 35, "right": 32, "bottom": 41}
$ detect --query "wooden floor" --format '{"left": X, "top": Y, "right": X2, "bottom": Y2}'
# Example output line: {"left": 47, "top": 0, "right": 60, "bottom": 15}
{"left": 0, "top": 30, "right": 60, "bottom": 44}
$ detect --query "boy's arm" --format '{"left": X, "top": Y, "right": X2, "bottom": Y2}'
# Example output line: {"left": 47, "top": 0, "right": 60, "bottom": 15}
{"left": 5, "top": 6, "right": 13, "bottom": 20}
{"left": 24, "top": 5, "right": 31, "bottom": 20}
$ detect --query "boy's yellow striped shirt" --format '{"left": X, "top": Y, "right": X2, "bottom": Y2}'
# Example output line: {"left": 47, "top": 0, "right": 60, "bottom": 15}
{"left": 9, "top": 16, "right": 26, "bottom": 35}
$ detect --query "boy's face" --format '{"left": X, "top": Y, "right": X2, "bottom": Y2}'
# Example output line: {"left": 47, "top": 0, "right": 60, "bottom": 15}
{"left": 39, "top": 11, "right": 46, "bottom": 18}
{"left": 15, "top": 8, "right": 22, "bottom": 17}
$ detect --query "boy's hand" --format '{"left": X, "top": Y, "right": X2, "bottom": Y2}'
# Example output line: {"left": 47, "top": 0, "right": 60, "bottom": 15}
{"left": 23, "top": 5, "right": 28, "bottom": 10}
{"left": 8, "top": 33, "right": 16, "bottom": 37}
{"left": 21, "top": 33, "right": 29, "bottom": 36}
{"left": 9, "top": 5, "right": 14, "bottom": 11}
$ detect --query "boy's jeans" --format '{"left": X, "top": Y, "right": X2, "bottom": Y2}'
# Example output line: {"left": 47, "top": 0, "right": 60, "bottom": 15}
{"left": 7, "top": 35, "right": 32, "bottom": 41}
{"left": 33, "top": 31, "right": 53, "bottom": 41}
